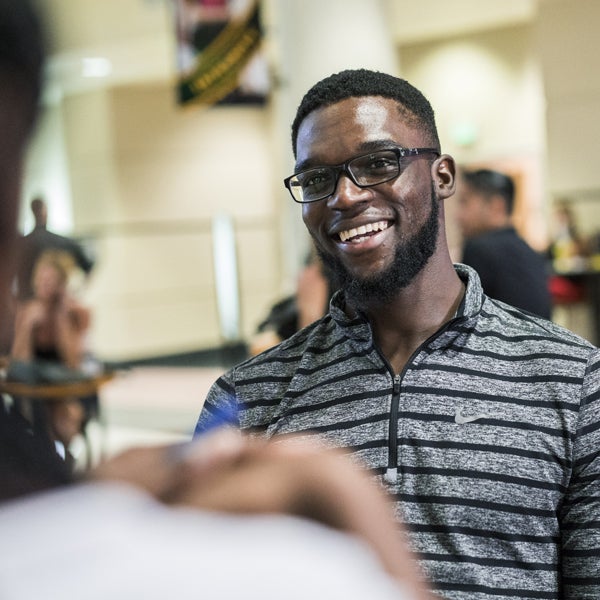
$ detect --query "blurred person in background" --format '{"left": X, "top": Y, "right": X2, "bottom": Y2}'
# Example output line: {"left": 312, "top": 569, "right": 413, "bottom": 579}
{"left": 546, "top": 201, "right": 590, "bottom": 308}
{"left": 250, "top": 246, "right": 336, "bottom": 355}
{"left": 456, "top": 168, "right": 551, "bottom": 318}
{"left": 16, "top": 196, "right": 94, "bottom": 301}
{"left": 11, "top": 250, "right": 91, "bottom": 374}
{"left": 9, "top": 249, "right": 93, "bottom": 452}
{"left": 547, "top": 201, "right": 589, "bottom": 270}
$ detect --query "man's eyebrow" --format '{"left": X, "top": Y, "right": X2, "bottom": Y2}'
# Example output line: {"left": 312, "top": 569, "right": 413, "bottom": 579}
{"left": 294, "top": 139, "right": 398, "bottom": 172}
{"left": 294, "top": 157, "right": 317, "bottom": 172}
{"left": 356, "top": 139, "right": 397, "bottom": 153}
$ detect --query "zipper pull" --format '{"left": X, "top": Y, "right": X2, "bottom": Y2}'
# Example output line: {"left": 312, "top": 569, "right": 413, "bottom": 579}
{"left": 384, "top": 467, "right": 398, "bottom": 483}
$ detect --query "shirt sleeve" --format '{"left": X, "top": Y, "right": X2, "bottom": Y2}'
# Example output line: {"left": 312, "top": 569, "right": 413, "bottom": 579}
{"left": 68, "top": 238, "right": 95, "bottom": 274}
{"left": 194, "top": 369, "right": 240, "bottom": 437}
{"left": 561, "top": 349, "right": 600, "bottom": 597}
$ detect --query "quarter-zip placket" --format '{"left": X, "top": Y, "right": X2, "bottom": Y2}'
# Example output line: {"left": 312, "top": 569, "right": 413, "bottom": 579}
{"left": 384, "top": 373, "right": 402, "bottom": 483}
{"left": 379, "top": 315, "right": 466, "bottom": 484}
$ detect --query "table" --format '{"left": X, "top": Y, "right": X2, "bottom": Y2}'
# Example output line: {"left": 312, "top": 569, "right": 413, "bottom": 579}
{"left": 551, "top": 269, "right": 600, "bottom": 346}
{"left": 0, "top": 371, "right": 115, "bottom": 468}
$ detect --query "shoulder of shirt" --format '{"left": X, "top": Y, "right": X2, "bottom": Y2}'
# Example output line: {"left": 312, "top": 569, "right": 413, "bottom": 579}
{"left": 234, "top": 315, "right": 340, "bottom": 370}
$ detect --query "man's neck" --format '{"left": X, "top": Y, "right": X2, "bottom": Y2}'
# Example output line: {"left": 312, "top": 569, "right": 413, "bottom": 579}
{"left": 360, "top": 264, "right": 464, "bottom": 374}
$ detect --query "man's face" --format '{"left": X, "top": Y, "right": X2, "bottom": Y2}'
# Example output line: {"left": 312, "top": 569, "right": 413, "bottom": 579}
{"left": 455, "top": 182, "right": 491, "bottom": 239}
{"left": 296, "top": 96, "right": 442, "bottom": 305}
{"left": 33, "top": 262, "right": 65, "bottom": 301}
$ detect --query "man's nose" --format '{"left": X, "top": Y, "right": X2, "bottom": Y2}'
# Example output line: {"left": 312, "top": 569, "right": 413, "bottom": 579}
{"left": 327, "top": 172, "right": 370, "bottom": 209}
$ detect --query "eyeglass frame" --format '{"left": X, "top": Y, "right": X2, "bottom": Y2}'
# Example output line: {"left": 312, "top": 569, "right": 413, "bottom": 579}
{"left": 283, "top": 146, "right": 440, "bottom": 204}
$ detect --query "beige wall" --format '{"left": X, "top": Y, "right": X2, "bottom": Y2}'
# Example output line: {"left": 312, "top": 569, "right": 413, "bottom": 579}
{"left": 399, "top": 24, "right": 547, "bottom": 256}
{"left": 25, "top": 0, "right": 600, "bottom": 361}
{"left": 537, "top": 0, "right": 600, "bottom": 240}
{"left": 59, "top": 84, "right": 281, "bottom": 361}
{"left": 397, "top": 0, "right": 600, "bottom": 257}
{"left": 26, "top": 0, "right": 402, "bottom": 362}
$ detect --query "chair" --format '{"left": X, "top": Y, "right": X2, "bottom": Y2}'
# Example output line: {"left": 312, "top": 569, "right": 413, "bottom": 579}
{"left": 0, "top": 372, "right": 114, "bottom": 470}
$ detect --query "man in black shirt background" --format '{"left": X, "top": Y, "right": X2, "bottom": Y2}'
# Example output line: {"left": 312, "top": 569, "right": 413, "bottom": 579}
{"left": 456, "top": 168, "right": 551, "bottom": 318}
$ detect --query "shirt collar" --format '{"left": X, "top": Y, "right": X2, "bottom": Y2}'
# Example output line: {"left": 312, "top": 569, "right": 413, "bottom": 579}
{"left": 329, "top": 263, "right": 485, "bottom": 335}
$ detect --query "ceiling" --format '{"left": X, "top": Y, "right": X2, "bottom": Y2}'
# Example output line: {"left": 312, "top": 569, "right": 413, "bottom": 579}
{"left": 384, "top": 0, "right": 539, "bottom": 44}
{"left": 37, "top": 0, "right": 551, "bottom": 98}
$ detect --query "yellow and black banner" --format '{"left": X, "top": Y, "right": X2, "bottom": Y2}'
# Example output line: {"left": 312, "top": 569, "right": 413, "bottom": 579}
{"left": 175, "top": 0, "right": 268, "bottom": 106}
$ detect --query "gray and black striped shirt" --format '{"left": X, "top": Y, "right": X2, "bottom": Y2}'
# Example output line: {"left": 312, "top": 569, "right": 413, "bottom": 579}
{"left": 196, "top": 263, "right": 600, "bottom": 599}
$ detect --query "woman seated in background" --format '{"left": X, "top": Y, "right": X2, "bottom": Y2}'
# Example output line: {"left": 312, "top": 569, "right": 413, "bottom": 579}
{"left": 9, "top": 250, "right": 92, "bottom": 450}
{"left": 250, "top": 247, "right": 337, "bottom": 355}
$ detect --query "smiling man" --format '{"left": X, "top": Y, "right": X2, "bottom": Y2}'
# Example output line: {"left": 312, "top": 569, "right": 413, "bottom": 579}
{"left": 196, "top": 69, "right": 600, "bottom": 599}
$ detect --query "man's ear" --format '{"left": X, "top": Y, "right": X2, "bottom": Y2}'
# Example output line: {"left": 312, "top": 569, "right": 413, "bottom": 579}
{"left": 432, "top": 154, "right": 456, "bottom": 200}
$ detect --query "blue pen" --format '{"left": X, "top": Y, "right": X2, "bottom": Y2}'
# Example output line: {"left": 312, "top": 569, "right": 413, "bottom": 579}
{"left": 196, "top": 401, "right": 238, "bottom": 436}
{"left": 171, "top": 401, "right": 239, "bottom": 463}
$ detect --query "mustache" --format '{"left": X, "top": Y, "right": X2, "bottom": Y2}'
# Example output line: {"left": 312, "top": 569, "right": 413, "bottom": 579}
{"left": 312, "top": 183, "right": 439, "bottom": 306}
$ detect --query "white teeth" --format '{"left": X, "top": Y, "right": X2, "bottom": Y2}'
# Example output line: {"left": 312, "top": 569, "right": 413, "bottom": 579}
{"left": 339, "top": 220, "right": 389, "bottom": 242}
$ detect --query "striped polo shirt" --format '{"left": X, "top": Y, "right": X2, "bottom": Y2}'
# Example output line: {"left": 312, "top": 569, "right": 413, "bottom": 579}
{"left": 195, "top": 263, "right": 600, "bottom": 599}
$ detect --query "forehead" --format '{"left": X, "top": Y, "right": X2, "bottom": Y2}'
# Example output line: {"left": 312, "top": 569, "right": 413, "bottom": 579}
{"left": 36, "top": 262, "right": 58, "bottom": 276}
{"left": 35, "top": 260, "right": 63, "bottom": 277}
{"left": 295, "top": 96, "right": 425, "bottom": 166}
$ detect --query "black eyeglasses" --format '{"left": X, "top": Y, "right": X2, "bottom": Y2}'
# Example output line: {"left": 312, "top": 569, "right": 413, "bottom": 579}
{"left": 283, "top": 146, "right": 440, "bottom": 204}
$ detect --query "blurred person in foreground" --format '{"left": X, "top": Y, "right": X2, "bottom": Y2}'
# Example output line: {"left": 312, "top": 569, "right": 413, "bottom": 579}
{"left": 196, "top": 68, "right": 600, "bottom": 599}
{"left": 456, "top": 168, "right": 551, "bottom": 318}
{"left": 1, "top": 429, "right": 429, "bottom": 600}
{"left": 0, "top": 2, "right": 429, "bottom": 599}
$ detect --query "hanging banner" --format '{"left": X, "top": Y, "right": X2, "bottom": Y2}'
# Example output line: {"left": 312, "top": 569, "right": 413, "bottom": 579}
{"left": 175, "top": 0, "right": 269, "bottom": 106}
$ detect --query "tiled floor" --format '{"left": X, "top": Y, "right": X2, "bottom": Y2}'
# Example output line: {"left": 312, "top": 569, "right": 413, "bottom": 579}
{"left": 73, "top": 366, "right": 225, "bottom": 466}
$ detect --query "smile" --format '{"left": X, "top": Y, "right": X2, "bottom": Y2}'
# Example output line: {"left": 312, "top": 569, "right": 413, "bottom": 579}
{"left": 338, "top": 220, "right": 390, "bottom": 243}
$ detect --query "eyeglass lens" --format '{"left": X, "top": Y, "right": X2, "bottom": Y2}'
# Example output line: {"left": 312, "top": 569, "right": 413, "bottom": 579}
{"left": 290, "top": 149, "right": 400, "bottom": 203}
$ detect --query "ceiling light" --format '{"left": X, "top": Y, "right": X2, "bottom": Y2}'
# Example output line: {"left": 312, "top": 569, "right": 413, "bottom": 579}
{"left": 81, "top": 57, "right": 112, "bottom": 78}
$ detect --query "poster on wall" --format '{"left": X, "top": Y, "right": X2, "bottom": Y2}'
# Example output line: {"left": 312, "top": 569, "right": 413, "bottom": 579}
{"left": 174, "top": 0, "right": 270, "bottom": 106}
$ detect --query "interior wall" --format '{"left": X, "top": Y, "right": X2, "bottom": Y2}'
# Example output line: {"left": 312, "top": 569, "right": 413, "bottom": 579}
{"left": 272, "top": 0, "right": 401, "bottom": 289}
{"left": 27, "top": 1, "right": 581, "bottom": 362}
{"left": 537, "top": 0, "right": 600, "bottom": 240}
{"left": 25, "top": 0, "right": 404, "bottom": 363}
{"left": 399, "top": 23, "right": 547, "bottom": 257}
{"left": 22, "top": 102, "right": 74, "bottom": 234}
{"left": 62, "top": 83, "right": 281, "bottom": 361}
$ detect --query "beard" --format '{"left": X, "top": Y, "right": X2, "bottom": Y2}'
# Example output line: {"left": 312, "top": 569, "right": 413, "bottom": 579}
{"left": 316, "top": 183, "right": 440, "bottom": 307}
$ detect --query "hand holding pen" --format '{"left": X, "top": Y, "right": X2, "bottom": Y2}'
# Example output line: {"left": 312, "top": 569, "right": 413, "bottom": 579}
{"left": 89, "top": 407, "right": 433, "bottom": 599}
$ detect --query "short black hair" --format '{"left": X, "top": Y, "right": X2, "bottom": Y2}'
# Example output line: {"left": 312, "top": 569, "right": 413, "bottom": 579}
{"left": 291, "top": 69, "right": 440, "bottom": 157}
{"left": 462, "top": 169, "right": 515, "bottom": 215}
{"left": 0, "top": 0, "right": 46, "bottom": 123}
